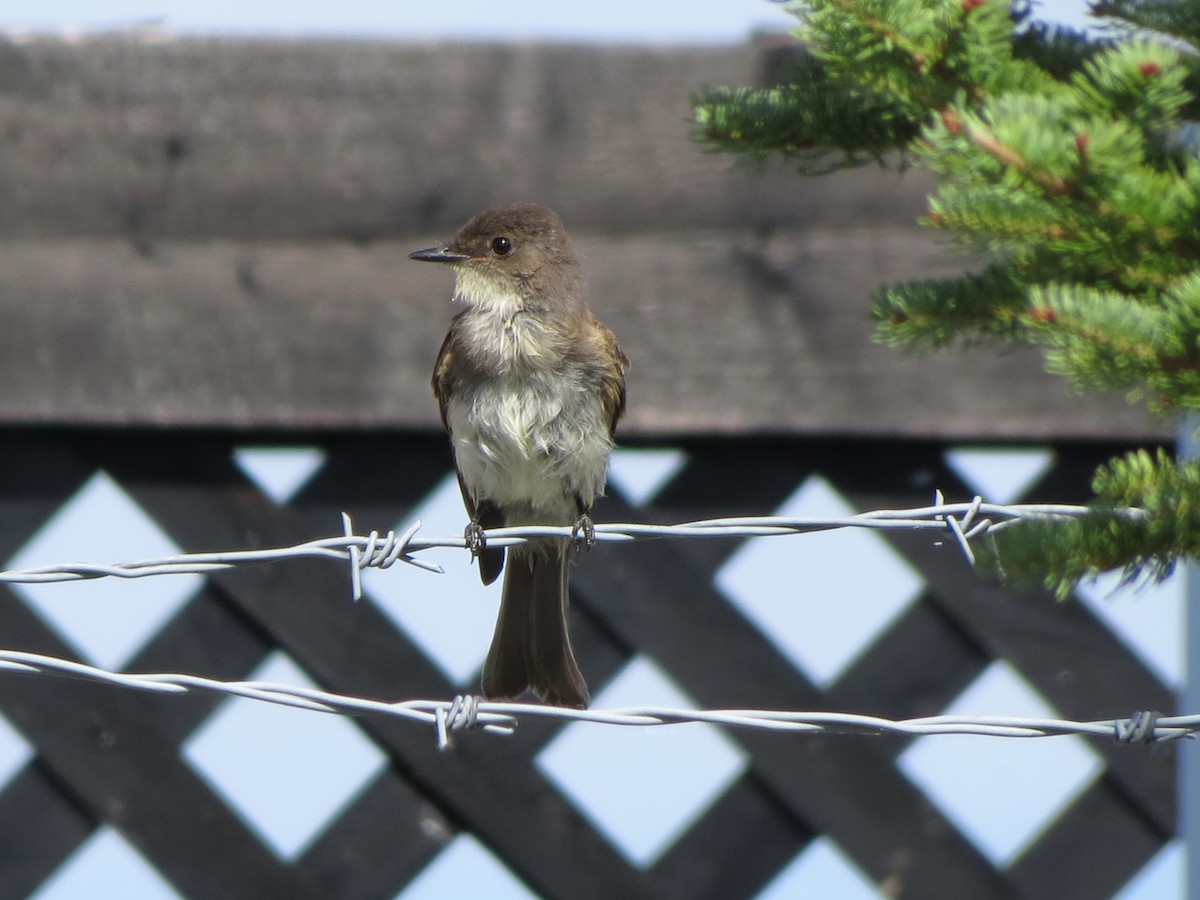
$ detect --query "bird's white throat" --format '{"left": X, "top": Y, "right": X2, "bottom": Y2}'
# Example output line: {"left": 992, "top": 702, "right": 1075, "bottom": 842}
{"left": 454, "top": 267, "right": 524, "bottom": 318}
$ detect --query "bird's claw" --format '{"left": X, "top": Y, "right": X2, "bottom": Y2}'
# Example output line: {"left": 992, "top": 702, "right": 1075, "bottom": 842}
{"left": 464, "top": 521, "right": 487, "bottom": 559}
{"left": 571, "top": 514, "right": 596, "bottom": 555}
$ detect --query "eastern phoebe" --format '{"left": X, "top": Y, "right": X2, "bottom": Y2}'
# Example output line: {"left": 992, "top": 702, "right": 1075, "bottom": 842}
{"left": 411, "top": 204, "right": 628, "bottom": 708}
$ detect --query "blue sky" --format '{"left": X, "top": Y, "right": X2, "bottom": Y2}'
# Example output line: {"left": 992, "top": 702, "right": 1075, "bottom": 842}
{"left": 2, "top": 0, "right": 1098, "bottom": 41}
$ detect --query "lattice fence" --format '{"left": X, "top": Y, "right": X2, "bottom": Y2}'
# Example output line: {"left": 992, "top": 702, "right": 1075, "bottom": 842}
{"left": 0, "top": 431, "right": 1177, "bottom": 899}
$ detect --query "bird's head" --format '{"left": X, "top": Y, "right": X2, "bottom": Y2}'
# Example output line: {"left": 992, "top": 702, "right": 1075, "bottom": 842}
{"left": 409, "top": 204, "right": 584, "bottom": 314}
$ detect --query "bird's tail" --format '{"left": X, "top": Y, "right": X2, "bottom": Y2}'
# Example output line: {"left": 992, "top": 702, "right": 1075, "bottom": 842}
{"left": 481, "top": 541, "right": 588, "bottom": 709}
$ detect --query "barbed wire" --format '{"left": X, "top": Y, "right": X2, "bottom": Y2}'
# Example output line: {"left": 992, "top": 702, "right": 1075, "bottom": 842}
{"left": 0, "top": 650, "right": 1182, "bottom": 750}
{"left": 0, "top": 496, "right": 1170, "bottom": 749}
{"left": 0, "top": 495, "right": 1146, "bottom": 600}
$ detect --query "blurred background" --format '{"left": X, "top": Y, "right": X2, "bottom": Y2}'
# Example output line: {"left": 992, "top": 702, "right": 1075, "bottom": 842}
{"left": 0, "top": 2, "right": 1183, "bottom": 898}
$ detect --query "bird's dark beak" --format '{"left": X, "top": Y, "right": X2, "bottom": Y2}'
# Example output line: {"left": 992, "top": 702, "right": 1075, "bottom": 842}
{"left": 408, "top": 246, "right": 471, "bottom": 263}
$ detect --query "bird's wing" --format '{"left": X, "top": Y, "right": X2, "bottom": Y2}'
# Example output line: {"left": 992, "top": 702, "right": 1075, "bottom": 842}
{"left": 594, "top": 315, "right": 629, "bottom": 435}
{"left": 432, "top": 318, "right": 506, "bottom": 585}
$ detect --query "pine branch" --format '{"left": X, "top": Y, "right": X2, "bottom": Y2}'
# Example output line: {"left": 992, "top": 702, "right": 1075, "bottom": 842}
{"left": 1091, "top": 0, "right": 1200, "bottom": 45}
{"left": 917, "top": 41, "right": 1200, "bottom": 290}
{"left": 984, "top": 449, "right": 1200, "bottom": 596}
{"left": 1027, "top": 282, "right": 1200, "bottom": 407}
{"left": 1091, "top": 0, "right": 1200, "bottom": 118}
{"left": 873, "top": 264, "right": 1029, "bottom": 347}
{"left": 691, "top": 56, "right": 918, "bottom": 169}
{"left": 692, "top": 0, "right": 1200, "bottom": 593}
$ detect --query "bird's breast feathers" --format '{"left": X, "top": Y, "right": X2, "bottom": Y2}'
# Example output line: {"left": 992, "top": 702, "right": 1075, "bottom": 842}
{"left": 444, "top": 361, "right": 613, "bottom": 517}
{"left": 442, "top": 310, "right": 614, "bottom": 517}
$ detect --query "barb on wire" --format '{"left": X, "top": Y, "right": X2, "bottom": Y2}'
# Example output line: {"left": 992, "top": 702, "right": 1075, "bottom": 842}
{"left": 0, "top": 498, "right": 1147, "bottom": 602}
{"left": 0, "top": 650, "right": 1187, "bottom": 749}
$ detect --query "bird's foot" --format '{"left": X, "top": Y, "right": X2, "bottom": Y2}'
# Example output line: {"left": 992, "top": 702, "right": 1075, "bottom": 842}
{"left": 571, "top": 513, "right": 596, "bottom": 558}
{"left": 464, "top": 521, "right": 487, "bottom": 559}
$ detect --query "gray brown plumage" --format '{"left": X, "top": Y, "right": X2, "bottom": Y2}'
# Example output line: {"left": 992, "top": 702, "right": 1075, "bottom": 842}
{"left": 414, "top": 204, "right": 627, "bottom": 708}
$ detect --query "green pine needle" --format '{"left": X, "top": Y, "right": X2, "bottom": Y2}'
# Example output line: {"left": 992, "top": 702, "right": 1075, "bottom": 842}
{"left": 693, "top": 0, "right": 1200, "bottom": 593}
{"left": 985, "top": 449, "right": 1200, "bottom": 596}
{"left": 692, "top": 56, "right": 918, "bottom": 169}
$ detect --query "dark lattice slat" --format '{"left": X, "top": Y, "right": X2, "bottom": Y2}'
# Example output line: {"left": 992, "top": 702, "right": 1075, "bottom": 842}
{"left": 828, "top": 443, "right": 1176, "bottom": 840}
{"left": 0, "top": 601, "right": 317, "bottom": 899}
{"left": 892, "top": 532, "right": 1175, "bottom": 834}
{"left": 648, "top": 773, "right": 813, "bottom": 899}
{"left": 574, "top": 535, "right": 1017, "bottom": 898}
{"left": 94, "top": 441, "right": 661, "bottom": 899}
{"left": 826, "top": 594, "right": 991, "bottom": 722}
{"left": 0, "top": 432, "right": 1175, "bottom": 898}
{"left": 295, "top": 770, "right": 453, "bottom": 900}
{"left": 0, "top": 767, "right": 95, "bottom": 898}
{"left": 1007, "top": 780, "right": 1171, "bottom": 900}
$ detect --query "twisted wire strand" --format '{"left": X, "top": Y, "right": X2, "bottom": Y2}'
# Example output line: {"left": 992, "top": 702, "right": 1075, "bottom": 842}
{"left": 0, "top": 498, "right": 1169, "bottom": 749}
{"left": 0, "top": 650, "right": 1183, "bottom": 751}
{"left": 0, "top": 498, "right": 1143, "bottom": 601}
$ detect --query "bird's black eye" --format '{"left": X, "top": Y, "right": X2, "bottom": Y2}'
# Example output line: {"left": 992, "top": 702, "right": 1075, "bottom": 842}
{"left": 491, "top": 236, "right": 512, "bottom": 256}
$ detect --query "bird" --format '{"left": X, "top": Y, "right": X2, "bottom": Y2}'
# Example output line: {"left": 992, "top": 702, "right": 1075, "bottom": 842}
{"left": 411, "top": 204, "right": 628, "bottom": 708}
